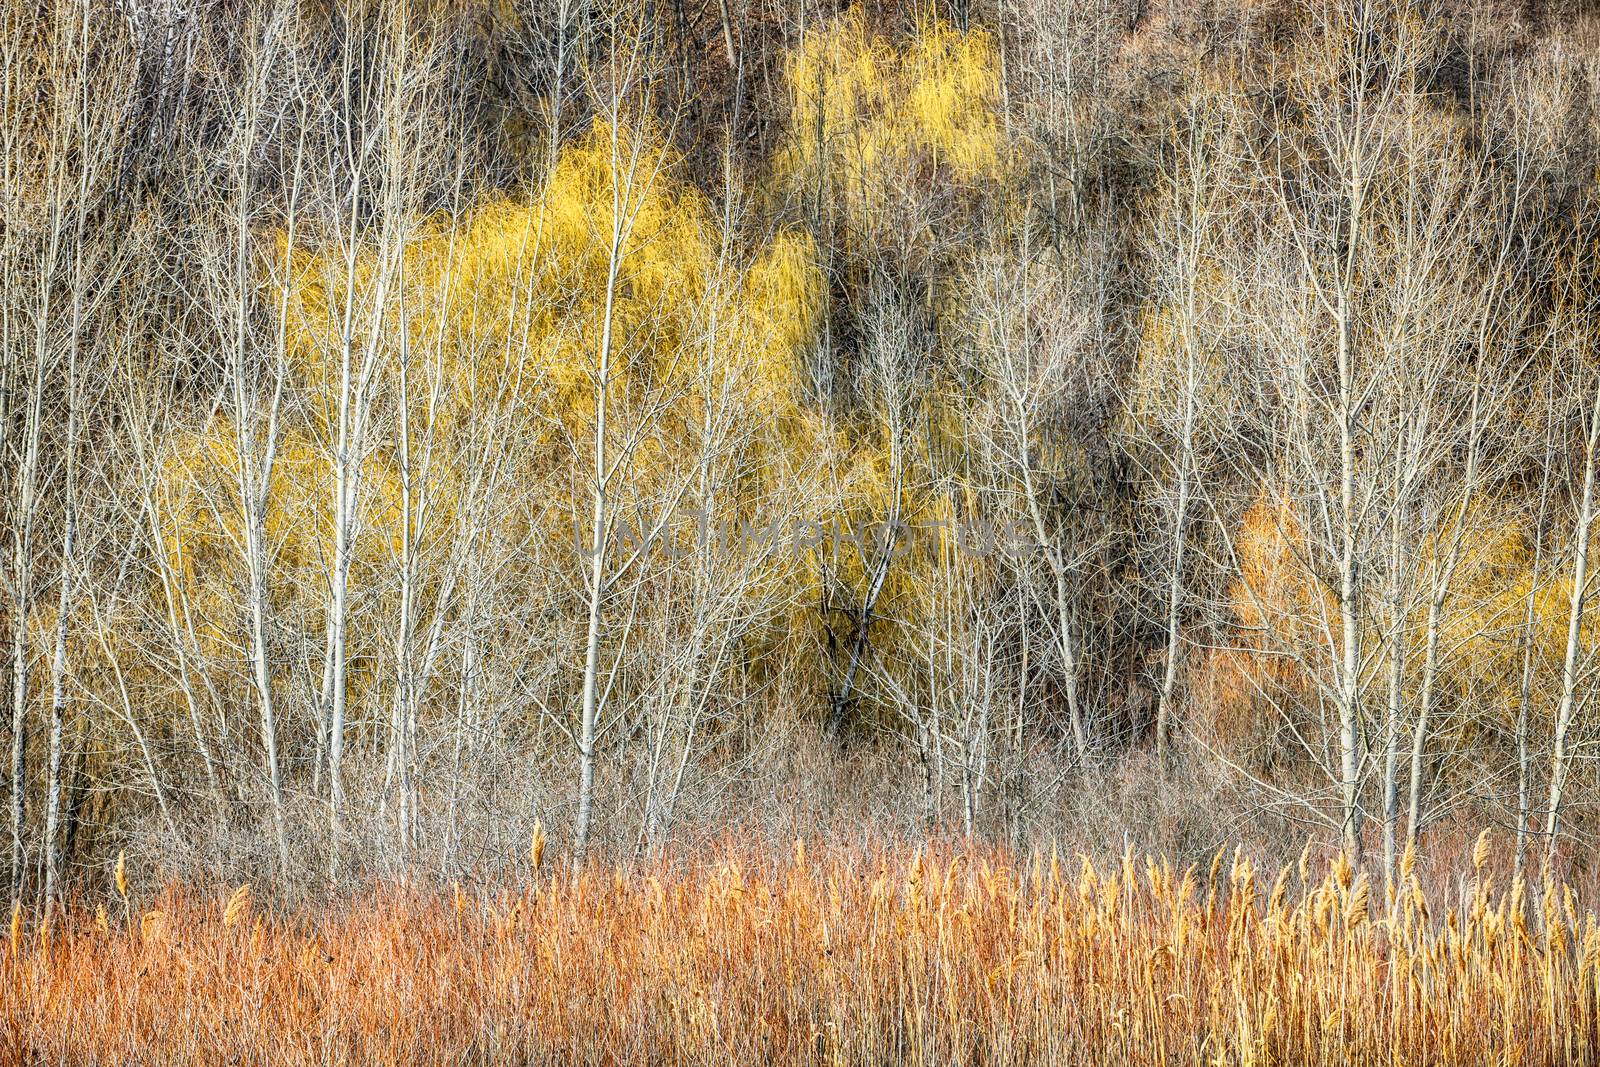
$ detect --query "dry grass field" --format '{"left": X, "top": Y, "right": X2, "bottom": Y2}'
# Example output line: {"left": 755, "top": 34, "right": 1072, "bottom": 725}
{"left": 3, "top": 834, "right": 1597, "bottom": 1066}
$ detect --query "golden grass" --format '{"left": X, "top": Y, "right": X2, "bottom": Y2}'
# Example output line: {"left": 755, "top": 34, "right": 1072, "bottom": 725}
{"left": 3, "top": 839, "right": 1598, "bottom": 1065}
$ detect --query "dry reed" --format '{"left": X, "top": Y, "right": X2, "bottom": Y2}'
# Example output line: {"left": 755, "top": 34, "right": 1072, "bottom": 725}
{"left": 2, "top": 838, "right": 1596, "bottom": 1065}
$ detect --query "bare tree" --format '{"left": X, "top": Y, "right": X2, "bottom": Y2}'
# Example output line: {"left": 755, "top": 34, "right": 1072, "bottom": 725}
{"left": 563, "top": 22, "right": 713, "bottom": 856}
{"left": 296, "top": 7, "right": 444, "bottom": 880}
{"left": 1225, "top": 0, "right": 1448, "bottom": 862}
{"left": 965, "top": 228, "right": 1108, "bottom": 769}
{"left": 196, "top": 0, "right": 306, "bottom": 881}
{"left": 2, "top": 0, "right": 138, "bottom": 906}
{"left": 1123, "top": 88, "right": 1238, "bottom": 775}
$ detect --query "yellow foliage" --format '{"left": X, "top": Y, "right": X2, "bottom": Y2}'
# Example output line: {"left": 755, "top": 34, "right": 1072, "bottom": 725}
{"left": 738, "top": 232, "right": 825, "bottom": 413}
{"left": 283, "top": 120, "right": 823, "bottom": 456}
{"left": 276, "top": 123, "right": 697, "bottom": 433}
{"left": 1124, "top": 273, "right": 1237, "bottom": 432}
{"left": 778, "top": 11, "right": 1008, "bottom": 235}
{"left": 137, "top": 85, "right": 882, "bottom": 748}
{"left": 154, "top": 418, "right": 402, "bottom": 649}
{"left": 1445, "top": 506, "right": 1600, "bottom": 715}
{"left": 179, "top": 119, "right": 833, "bottom": 724}
{"left": 245, "top": 119, "right": 829, "bottom": 608}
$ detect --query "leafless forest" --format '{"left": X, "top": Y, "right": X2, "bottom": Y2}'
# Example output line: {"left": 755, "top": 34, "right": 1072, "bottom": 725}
{"left": 5, "top": 0, "right": 1600, "bottom": 910}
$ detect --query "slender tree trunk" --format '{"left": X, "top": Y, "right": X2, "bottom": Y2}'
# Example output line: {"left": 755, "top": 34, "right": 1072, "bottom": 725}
{"left": 8, "top": 528, "right": 30, "bottom": 903}
{"left": 389, "top": 346, "right": 417, "bottom": 863}
{"left": 327, "top": 431, "right": 354, "bottom": 881}
{"left": 1335, "top": 292, "right": 1363, "bottom": 863}
{"left": 829, "top": 503, "right": 898, "bottom": 740}
{"left": 574, "top": 209, "right": 626, "bottom": 859}
{"left": 1382, "top": 510, "right": 1405, "bottom": 890}
{"left": 1543, "top": 370, "right": 1600, "bottom": 878}
{"left": 239, "top": 208, "right": 292, "bottom": 882}
{"left": 1514, "top": 528, "right": 1545, "bottom": 889}
{"left": 444, "top": 621, "right": 478, "bottom": 873}
{"left": 1403, "top": 585, "right": 1446, "bottom": 855}
{"left": 1513, "top": 408, "right": 1554, "bottom": 890}
{"left": 244, "top": 492, "right": 289, "bottom": 880}
{"left": 1155, "top": 338, "right": 1196, "bottom": 773}
{"left": 42, "top": 375, "right": 76, "bottom": 912}
{"left": 324, "top": 261, "right": 393, "bottom": 883}
{"left": 8, "top": 309, "right": 47, "bottom": 905}
{"left": 715, "top": 0, "right": 737, "bottom": 67}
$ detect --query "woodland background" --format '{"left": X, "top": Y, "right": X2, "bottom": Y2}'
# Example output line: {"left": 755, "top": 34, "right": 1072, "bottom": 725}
{"left": 5, "top": 0, "right": 1600, "bottom": 903}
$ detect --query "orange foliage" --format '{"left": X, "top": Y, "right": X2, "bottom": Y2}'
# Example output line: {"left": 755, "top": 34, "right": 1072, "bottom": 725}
{"left": 1190, "top": 494, "right": 1319, "bottom": 742}
{"left": 1230, "top": 492, "right": 1325, "bottom": 637}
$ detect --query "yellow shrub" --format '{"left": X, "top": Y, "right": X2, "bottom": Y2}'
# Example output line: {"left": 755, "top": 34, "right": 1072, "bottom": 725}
{"left": 778, "top": 11, "right": 1008, "bottom": 240}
